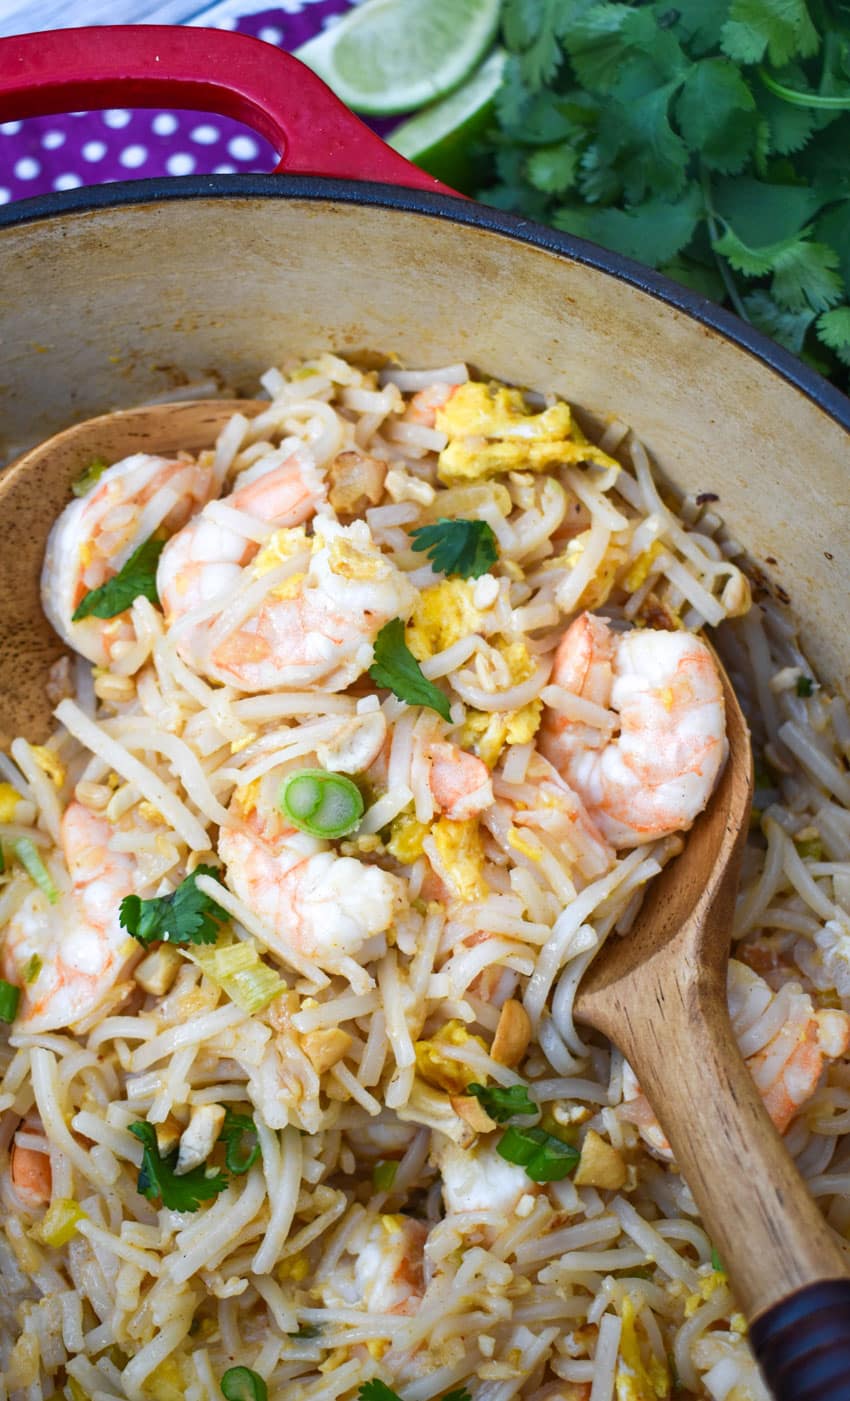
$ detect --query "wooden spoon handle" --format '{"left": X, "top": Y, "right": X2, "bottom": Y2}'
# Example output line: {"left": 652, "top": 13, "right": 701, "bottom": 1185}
{"left": 617, "top": 968, "right": 849, "bottom": 1321}
{"left": 750, "top": 1280, "right": 850, "bottom": 1399}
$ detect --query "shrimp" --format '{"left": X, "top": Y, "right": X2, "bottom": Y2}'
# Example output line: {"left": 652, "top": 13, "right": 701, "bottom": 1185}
{"left": 10, "top": 1121, "right": 51, "bottom": 1209}
{"left": 198, "top": 519, "right": 417, "bottom": 693}
{"left": 620, "top": 959, "right": 850, "bottom": 1155}
{"left": 42, "top": 451, "right": 218, "bottom": 666}
{"left": 1, "top": 802, "right": 140, "bottom": 1032}
{"left": 352, "top": 1216, "right": 427, "bottom": 1315}
{"left": 219, "top": 797, "right": 407, "bottom": 975}
{"left": 541, "top": 611, "right": 726, "bottom": 847}
{"left": 156, "top": 443, "right": 326, "bottom": 636}
{"left": 404, "top": 382, "right": 455, "bottom": 427}
{"left": 435, "top": 1137, "right": 532, "bottom": 1226}
{"left": 428, "top": 741, "right": 493, "bottom": 821}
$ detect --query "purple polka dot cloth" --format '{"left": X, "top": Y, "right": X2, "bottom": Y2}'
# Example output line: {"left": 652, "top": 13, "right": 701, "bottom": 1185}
{"left": 0, "top": 1, "right": 396, "bottom": 205}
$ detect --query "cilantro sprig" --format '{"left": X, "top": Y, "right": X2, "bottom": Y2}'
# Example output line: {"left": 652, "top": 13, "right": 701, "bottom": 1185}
{"left": 410, "top": 518, "right": 499, "bottom": 579}
{"left": 119, "top": 866, "right": 229, "bottom": 948}
{"left": 450, "top": 1, "right": 850, "bottom": 384}
{"left": 368, "top": 618, "right": 452, "bottom": 721}
{"left": 73, "top": 534, "right": 165, "bottom": 621}
{"left": 467, "top": 1081, "right": 537, "bottom": 1122}
{"left": 130, "top": 1121, "right": 227, "bottom": 1213}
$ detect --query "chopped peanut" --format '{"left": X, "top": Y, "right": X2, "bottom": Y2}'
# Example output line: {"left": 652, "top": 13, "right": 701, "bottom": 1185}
{"left": 155, "top": 1116, "right": 184, "bottom": 1157}
{"left": 175, "top": 1105, "right": 227, "bottom": 1176}
{"left": 328, "top": 450, "right": 387, "bottom": 515}
{"left": 573, "top": 1129, "right": 627, "bottom": 1190}
{"left": 490, "top": 999, "right": 532, "bottom": 1068}
{"left": 300, "top": 1027, "right": 353, "bottom": 1075}
{"left": 451, "top": 1094, "right": 497, "bottom": 1135}
{"left": 135, "top": 945, "right": 182, "bottom": 997}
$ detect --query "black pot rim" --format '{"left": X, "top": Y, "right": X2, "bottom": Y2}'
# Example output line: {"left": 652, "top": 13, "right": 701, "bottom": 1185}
{"left": 3, "top": 171, "right": 849, "bottom": 434}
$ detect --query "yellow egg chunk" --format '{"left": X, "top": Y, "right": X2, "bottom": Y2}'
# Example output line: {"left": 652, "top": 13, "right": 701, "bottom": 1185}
{"left": 406, "top": 579, "right": 481, "bottom": 661}
{"left": 414, "top": 1019, "right": 487, "bottom": 1093}
{"left": 435, "top": 381, "right": 571, "bottom": 441}
{"left": 431, "top": 817, "right": 487, "bottom": 901}
{"left": 616, "top": 1295, "right": 670, "bottom": 1401}
{"left": 252, "top": 526, "right": 311, "bottom": 576}
{"left": 0, "top": 782, "right": 19, "bottom": 821}
{"left": 387, "top": 811, "right": 430, "bottom": 863}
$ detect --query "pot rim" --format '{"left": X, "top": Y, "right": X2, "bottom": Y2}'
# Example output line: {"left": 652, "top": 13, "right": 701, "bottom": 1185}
{"left": 3, "top": 172, "right": 849, "bottom": 435}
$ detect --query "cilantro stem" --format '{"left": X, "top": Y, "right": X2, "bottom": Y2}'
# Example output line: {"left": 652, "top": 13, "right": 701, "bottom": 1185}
{"left": 758, "top": 66, "right": 850, "bottom": 110}
{"left": 699, "top": 165, "right": 750, "bottom": 325}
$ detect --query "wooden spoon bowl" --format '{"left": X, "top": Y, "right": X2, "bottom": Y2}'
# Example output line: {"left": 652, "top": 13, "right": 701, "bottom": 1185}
{"left": 0, "top": 399, "right": 262, "bottom": 747}
{"left": 576, "top": 660, "right": 850, "bottom": 1396}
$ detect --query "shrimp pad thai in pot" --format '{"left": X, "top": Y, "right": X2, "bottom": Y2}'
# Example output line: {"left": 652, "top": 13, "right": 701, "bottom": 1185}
{"left": 2, "top": 353, "right": 850, "bottom": 1401}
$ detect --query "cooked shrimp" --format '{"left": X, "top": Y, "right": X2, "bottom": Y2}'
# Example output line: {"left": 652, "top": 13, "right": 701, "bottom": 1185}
{"left": 352, "top": 1216, "right": 427, "bottom": 1315}
{"left": 219, "top": 798, "right": 407, "bottom": 975}
{"left": 428, "top": 741, "right": 493, "bottom": 821}
{"left": 10, "top": 1122, "right": 51, "bottom": 1209}
{"left": 620, "top": 959, "right": 850, "bottom": 1155}
{"left": 1, "top": 802, "right": 140, "bottom": 1032}
{"left": 200, "top": 519, "right": 417, "bottom": 693}
{"left": 42, "top": 451, "right": 218, "bottom": 666}
{"left": 541, "top": 611, "right": 726, "bottom": 847}
{"left": 156, "top": 444, "right": 325, "bottom": 634}
{"left": 434, "top": 1139, "right": 533, "bottom": 1242}
{"left": 404, "top": 383, "right": 455, "bottom": 427}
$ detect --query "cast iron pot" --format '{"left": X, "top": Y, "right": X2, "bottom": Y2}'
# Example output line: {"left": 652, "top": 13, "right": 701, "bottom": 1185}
{"left": 1, "top": 25, "right": 850, "bottom": 1397}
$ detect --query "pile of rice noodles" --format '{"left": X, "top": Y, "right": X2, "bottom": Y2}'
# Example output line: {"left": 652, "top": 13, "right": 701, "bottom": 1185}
{"left": 2, "top": 353, "right": 849, "bottom": 1401}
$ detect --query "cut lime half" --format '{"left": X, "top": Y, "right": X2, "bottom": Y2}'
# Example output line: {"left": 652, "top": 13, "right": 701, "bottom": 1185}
{"left": 389, "top": 47, "right": 507, "bottom": 190}
{"left": 295, "top": 0, "right": 502, "bottom": 117}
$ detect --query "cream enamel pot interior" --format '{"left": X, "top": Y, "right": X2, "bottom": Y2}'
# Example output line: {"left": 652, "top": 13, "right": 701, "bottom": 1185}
{"left": 1, "top": 23, "right": 850, "bottom": 1398}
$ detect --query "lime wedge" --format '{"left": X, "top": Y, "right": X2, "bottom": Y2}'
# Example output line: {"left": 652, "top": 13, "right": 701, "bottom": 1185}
{"left": 389, "top": 47, "right": 507, "bottom": 190}
{"left": 295, "top": 0, "right": 502, "bottom": 117}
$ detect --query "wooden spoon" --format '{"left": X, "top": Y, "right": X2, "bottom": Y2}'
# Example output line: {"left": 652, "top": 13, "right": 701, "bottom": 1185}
{"left": 575, "top": 660, "right": 850, "bottom": 1397}
{"left": 0, "top": 399, "right": 262, "bottom": 747}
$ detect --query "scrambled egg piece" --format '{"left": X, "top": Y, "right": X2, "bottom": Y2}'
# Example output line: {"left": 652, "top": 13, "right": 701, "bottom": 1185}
{"left": 461, "top": 700, "right": 542, "bottom": 768}
{"left": 415, "top": 1019, "right": 488, "bottom": 1093}
{"left": 406, "top": 579, "right": 482, "bottom": 661}
{"left": 143, "top": 1357, "right": 189, "bottom": 1401}
{"left": 435, "top": 380, "right": 618, "bottom": 484}
{"left": 684, "top": 1268, "right": 728, "bottom": 1319}
{"left": 0, "top": 782, "right": 19, "bottom": 821}
{"left": 616, "top": 1296, "right": 671, "bottom": 1401}
{"left": 327, "top": 533, "right": 387, "bottom": 581}
{"left": 30, "top": 746, "right": 66, "bottom": 787}
{"left": 232, "top": 778, "right": 261, "bottom": 817}
{"left": 431, "top": 817, "right": 487, "bottom": 901}
{"left": 623, "top": 539, "right": 665, "bottom": 593}
{"left": 252, "top": 526, "right": 310, "bottom": 600}
{"left": 387, "top": 811, "right": 430, "bottom": 863}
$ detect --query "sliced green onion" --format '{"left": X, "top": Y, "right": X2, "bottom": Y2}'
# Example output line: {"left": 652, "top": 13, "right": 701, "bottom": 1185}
{"left": 71, "top": 457, "right": 109, "bottom": 497}
{"left": 496, "top": 1124, "right": 580, "bottom": 1183}
{"left": 711, "top": 1247, "right": 725, "bottom": 1273}
{"left": 219, "top": 1108, "right": 261, "bottom": 1175}
{"left": 288, "top": 1323, "right": 321, "bottom": 1340}
{"left": 279, "top": 768, "right": 364, "bottom": 839}
{"left": 0, "top": 979, "right": 20, "bottom": 1022}
{"left": 373, "top": 1159, "right": 399, "bottom": 1192}
{"left": 220, "top": 1366, "right": 268, "bottom": 1401}
{"left": 796, "top": 675, "right": 814, "bottom": 697}
{"left": 24, "top": 954, "right": 42, "bottom": 984}
{"left": 188, "top": 937, "right": 285, "bottom": 1014}
{"left": 795, "top": 835, "right": 824, "bottom": 861}
{"left": 13, "top": 838, "right": 58, "bottom": 904}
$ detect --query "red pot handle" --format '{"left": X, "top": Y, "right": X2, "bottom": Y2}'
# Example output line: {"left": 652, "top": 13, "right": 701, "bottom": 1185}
{"left": 0, "top": 25, "right": 457, "bottom": 194}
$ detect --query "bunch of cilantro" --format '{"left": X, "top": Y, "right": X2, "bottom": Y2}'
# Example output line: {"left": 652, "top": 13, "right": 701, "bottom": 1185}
{"left": 472, "top": 0, "right": 850, "bottom": 383}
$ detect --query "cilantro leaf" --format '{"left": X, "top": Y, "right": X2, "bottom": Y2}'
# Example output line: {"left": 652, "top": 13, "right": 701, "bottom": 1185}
{"left": 596, "top": 77, "right": 689, "bottom": 202}
{"left": 496, "top": 1124, "right": 580, "bottom": 1182}
{"left": 72, "top": 534, "right": 165, "bottom": 622}
{"left": 721, "top": 0, "right": 819, "bottom": 68}
{"left": 467, "top": 1081, "right": 537, "bottom": 1123}
{"left": 218, "top": 1108, "right": 261, "bottom": 1175}
{"left": 410, "top": 518, "right": 499, "bottom": 579}
{"left": 129, "top": 1121, "right": 227, "bottom": 1212}
{"left": 119, "top": 866, "right": 229, "bottom": 948}
{"left": 771, "top": 237, "right": 843, "bottom": 311}
{"left": 676, "top": 58, "right": 757, "bottom": 173}
{"left": 368, "top": 619, "right": 452, "bottom": 722}
{"left": 743, "top": 290, "right": 815, "bottom": 351}
{"left": 556, "top": 184, "right": 702, "bottom": 267}
{"left": 526, "top": 142, "right": 580, "bottom": 195}
{"left": 817, "top": 305, "right": 850, "bottom": 365}
{"left": 357, "top": 1385, "right": 402, "bottom": 1401}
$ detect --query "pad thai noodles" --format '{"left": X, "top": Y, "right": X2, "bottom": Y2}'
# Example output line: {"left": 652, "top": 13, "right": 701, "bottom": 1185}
{"left": 2, "top": 354, "right": 850, "bottom": 1401}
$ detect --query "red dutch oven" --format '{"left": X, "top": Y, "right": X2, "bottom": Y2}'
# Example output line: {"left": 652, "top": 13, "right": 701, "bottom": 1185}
{"left": 1, "top": 26, "right": 850, "bottom": 1397}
